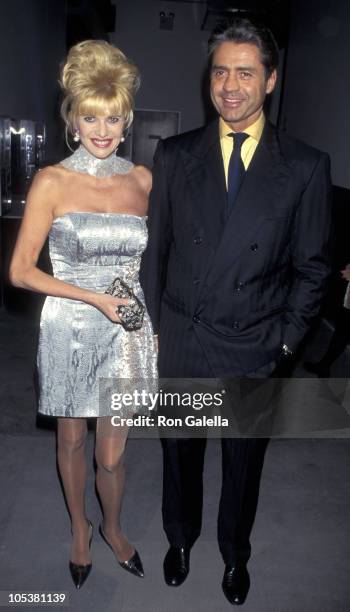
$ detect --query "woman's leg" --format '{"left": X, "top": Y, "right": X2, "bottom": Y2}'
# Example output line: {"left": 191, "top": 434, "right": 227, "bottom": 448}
{"left": 57, "top": 417, "right": 91, "bottom": 564}
{"left": 95, "top": 417, "right": 133, "bottom": 562}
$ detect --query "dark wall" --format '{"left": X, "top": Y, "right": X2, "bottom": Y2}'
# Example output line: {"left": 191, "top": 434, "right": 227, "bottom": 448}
{"left": 0, "top": 0, "right": 66, "bottom": 163}
{"left": 281, "top": 0, "right": 350, "bottom": 190}
{"left": 110, "top": 0, "right": 209, "bottom": 133}
{"left": 280, "top": 0, "right": 350, "bottom": 317}
{"left": 0, "top": 0, "right": 66, "bottom": 311}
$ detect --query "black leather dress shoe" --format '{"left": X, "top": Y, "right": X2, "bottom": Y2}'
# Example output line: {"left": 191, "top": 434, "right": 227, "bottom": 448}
{"left": 222, "top": 565, "right": 250, "bottom": 606}
{"left": 163, "top": 546, "right": 190, "bottom": 586}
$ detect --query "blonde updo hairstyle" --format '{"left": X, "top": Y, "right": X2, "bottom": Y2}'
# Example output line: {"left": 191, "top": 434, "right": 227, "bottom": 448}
{"left": 60, "top": 40, "right": 140, "bottom": 140}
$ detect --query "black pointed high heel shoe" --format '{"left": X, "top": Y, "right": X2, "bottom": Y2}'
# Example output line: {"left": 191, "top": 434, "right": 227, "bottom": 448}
{"left": 69, "top": 519, "right": 93, "bottom": 589}
{"left": 99, "top": 523, "right": 144, "bottom": 578}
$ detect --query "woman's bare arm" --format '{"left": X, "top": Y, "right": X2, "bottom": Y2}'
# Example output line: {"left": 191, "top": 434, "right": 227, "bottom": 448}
{"left": 9, "top": 168, "right": 127, "bottom": 322}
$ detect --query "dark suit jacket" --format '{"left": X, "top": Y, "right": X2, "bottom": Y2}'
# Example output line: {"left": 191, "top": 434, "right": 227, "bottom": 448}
{"left": 141, "top": 119, "right": 332, "bottom": 377}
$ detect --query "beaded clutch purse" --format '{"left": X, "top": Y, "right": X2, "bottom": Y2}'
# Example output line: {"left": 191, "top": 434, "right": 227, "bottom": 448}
{"left": 105, "top": 277, "right": 145, "bottom": 331}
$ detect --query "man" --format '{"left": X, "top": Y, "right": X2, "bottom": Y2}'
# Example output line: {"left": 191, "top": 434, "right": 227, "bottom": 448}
{"left": 141, "top": 17, "right": 331, "bottom": 606}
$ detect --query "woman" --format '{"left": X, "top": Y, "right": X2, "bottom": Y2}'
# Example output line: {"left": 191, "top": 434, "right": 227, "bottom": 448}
{"left": 10, "top": 40, "right": 157, "bottom": 589}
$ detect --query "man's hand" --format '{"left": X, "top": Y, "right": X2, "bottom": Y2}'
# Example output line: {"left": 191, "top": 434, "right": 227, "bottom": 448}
{"left": 272, "top": 344, "right": 294, "bottom": 378}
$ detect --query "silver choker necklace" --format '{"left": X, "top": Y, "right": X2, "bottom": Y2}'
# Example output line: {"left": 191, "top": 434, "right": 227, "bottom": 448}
{"left": 60, "top": 145, "right": 133, "bottom": 178}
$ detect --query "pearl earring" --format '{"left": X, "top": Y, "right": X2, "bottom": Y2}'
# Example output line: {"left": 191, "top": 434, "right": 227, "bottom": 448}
{"left": 73, "top": 131, "right": 80, "bottom": 142}
{"left": 120, "top": 136, "right": 125, "bottom": 143}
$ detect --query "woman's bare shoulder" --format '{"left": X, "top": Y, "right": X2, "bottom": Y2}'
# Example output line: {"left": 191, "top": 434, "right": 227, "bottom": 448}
{"left": 25, "top": 165, "right": 69, "bottom": 217}
{"left": 132, "top": 164, "right": 152, "bottom": 192}
{"left": 31, "top": 164, "right": 66, "bottom": 192}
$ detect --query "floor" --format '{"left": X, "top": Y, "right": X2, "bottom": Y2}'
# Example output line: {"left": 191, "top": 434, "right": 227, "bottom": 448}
{"left": 0, "top": 309, "right": 349, "bottom": 612}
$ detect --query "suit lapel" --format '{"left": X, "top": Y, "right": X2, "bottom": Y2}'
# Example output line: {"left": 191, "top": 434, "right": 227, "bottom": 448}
{"left": 195, "top": 121, "right": 292, "bottom": 305}
{"left": 180, "top": 119, "right": 227, "bottom": 252}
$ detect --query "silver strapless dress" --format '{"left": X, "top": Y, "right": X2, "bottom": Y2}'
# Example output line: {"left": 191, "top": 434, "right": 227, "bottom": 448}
{"left": 37, "top": 212, "right": 157, "bottom": 417}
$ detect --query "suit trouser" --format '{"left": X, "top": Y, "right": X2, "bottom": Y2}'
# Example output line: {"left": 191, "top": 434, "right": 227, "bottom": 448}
{"left": 161, "top": 436, "right": 268, "bottom": 566}
{"left": 158, "top": 306, "right": 270, "bottom": 566}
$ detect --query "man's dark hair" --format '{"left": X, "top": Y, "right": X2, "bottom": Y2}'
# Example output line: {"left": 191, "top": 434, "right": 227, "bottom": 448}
{"left": 208, "top": 17, "right": 279, "bottom": 77}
